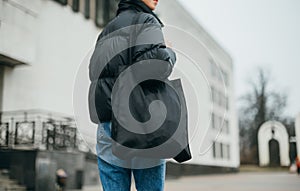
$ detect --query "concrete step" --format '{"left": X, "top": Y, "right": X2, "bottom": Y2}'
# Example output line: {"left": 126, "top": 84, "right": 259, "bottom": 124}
{"left": 0, "top": 170, "right": 27, "bottom": 191}
{"left": 0, "top": 171, "right": 18, "bottom": 185}
{"left": 0, "top": 184, "right": 27, "bottom": 191}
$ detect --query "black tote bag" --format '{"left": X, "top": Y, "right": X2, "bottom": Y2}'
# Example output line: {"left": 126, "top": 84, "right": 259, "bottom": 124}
{"left": 111, "top": 78, "right": 191, "bottom": 162}
{"left": 111, "top": 13, "right": 191, "bottom": 162}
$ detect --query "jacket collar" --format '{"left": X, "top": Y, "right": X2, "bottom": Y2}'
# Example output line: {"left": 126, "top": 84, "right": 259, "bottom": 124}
{"left": 117, "top": 0, "right": 164, "bottom": 27}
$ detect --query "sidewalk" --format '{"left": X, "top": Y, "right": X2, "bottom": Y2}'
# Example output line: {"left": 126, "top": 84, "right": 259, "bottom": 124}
{"left": 71, "top": 171, "right": 300, "bottom": 191}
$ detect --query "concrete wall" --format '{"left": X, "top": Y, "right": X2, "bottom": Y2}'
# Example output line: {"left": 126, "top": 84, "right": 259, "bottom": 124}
{"left": 0, "top": 0, "right": 37, "bottom": 65}
{"left": 0, "top": 149, "right": 37, "bottom": 190}
{"left": 0, "top": 0, "right": 100, "bottom": 114}
{"left": 83, "top": 158, "right": 101, "bottom": 186}
{"left": 36, "top": 150, "right": 85, "bottom": 190}
{"left": 166, "top": 162, "right": 238, "bottom": 177}
{"left": 0, "top": 149, "right": 98, "bottom": 191}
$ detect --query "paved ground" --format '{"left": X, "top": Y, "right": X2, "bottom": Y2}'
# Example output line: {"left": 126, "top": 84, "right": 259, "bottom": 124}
{"left": 76, "top": 172, "right": 300, "bottom": 191}
{"left": 165, "top": 172, "right": 300, "bottom": 191}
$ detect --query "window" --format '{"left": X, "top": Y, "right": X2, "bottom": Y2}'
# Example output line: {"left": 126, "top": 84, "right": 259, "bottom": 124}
{"left": 220, "top": 143, "right": 224, "bottom": 158}
{"left": 222, "top": 70, "right": 229, "bottom": 87}
{"left": 212, "top": 141, "right": 216, "bottom": 158}
{"left": 108, "top": 0, "right": 119, "bottom": 22}
{"left": 222, "top": 144, "right": 230, "bottom": 160}
{"left": 72, "top": 0, "right": 79, "bottom": 12}
{"left": 218, "top": 92, "right": 223, "bottom": 107}
{"left": 215, "top": 115, "right": 226, "bottom": 131}
{"left": 213, "top": 141, "right": 228, "bottom": 159}
{"left": 211, "top": 113, "right": 215, "bottom": 129}
{"left": 211, "top": 86, "right": 229, "bottom": 110}
{"left": 218, "top": 116, "right": 223, "bottom": 130}
{"left": 210, "top": 59, "right": 215, "bottom": 77}
{"left": 213, "top": 142, "right": 230, "bottom": 160}
{"left": 222, "top": 93, "right": 227, "bottom": 108}
{"left": 214, "top": 89, "right": 219, "bottom": 106}
{"left": 0, "top": 66, "right": 3, "bottom": 111}
{"left": 215, "top": 142, "right": 222, "bottom": 158}
{"left": 227, "top": 144, "right": 230, "bottom": 159}
{"left": 95, "top": 0, "right": 104, "bottom": 26}
{"left": 216, "top": 68, "right": 223, "bottom": 82}
{"left": 211, "top": 86, "right": 215, "bottom": 102}
{"left": 225, "top": 95, "right": 228, "bottom": 109}
{"left": 214, "top": 114, "right": 219, "bottom": 129}
{"left": 210, "top": 58, "right": 230, "bottom": 87}
{"left": 54, "top": 0, "right": 67, "bottom": 5}
{"left": 224, "top": 120, "right": 229, "bottom": 134}
{"left": 222, "top": 144, "right": 229, "bottom": 159}
{"left": 95, "top": 0, "right": 118, "bottom": 27}
{"left": 84, "top": 0, "right": 90, "bottom": 19}
{"left": 225, "top": 96, "right": 229, "bottom": 110}
{"left": 212, "top": 90, "right": 229, "bottom": 110}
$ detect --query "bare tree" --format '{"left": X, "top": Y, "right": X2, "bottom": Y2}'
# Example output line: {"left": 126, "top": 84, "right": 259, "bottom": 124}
{"left": 239, "top": 68, "right": 288, "bottom": 164}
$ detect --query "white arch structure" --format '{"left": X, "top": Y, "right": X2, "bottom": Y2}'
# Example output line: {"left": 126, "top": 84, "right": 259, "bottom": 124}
{"left": 258, "top": 121, "right": 290, "bottom": 166}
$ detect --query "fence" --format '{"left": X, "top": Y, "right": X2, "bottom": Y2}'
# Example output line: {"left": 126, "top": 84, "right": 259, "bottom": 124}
{"left": 0, "top": 109, "right": 87, "bottom": 152}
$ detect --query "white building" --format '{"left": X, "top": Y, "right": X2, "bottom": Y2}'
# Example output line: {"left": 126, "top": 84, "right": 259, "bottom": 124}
{"left": 0, "top": 0, "right": 239, "bottom": 173}
{"left": 156, "top": 1, "right": 239, "bottom": 172}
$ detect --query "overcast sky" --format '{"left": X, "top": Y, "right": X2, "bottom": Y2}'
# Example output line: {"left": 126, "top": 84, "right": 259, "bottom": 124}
{"left": 176, "top": 0, "right": 300, "bottom": 117}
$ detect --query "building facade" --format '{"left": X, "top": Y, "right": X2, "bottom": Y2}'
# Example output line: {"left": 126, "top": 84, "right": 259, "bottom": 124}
{"left": 0, "top": 0, "right": 119, "bottom": 115}
{"left": 157, "top": 0, "right": 239, "bottom": 171}
{"left": 0, "top": 0, "right": 114, "bottom": 190}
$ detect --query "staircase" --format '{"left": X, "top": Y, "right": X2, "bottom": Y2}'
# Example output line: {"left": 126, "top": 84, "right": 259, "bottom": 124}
{"left": 0, "top": 170, "right": 26, "bottom": 191}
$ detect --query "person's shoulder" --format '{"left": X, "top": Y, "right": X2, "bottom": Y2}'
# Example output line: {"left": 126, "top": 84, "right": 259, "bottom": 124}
{"left": 100, "top": 15, "right": 122, "bottom": 36}
{"left": 138, "top": 12, "right": 160, "bottom": 25}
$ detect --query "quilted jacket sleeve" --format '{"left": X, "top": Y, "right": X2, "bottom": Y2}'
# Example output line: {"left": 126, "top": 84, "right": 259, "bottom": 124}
{"left": 132, "top": 13, "right": 176, "bottom": 78}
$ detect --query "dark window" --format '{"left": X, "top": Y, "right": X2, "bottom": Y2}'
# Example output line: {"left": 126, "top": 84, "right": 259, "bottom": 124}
{"left": 211, "top": 86, "right": 219, "bottom": 106}
{"left": 84, "top": 0, "right": 90, "bottom": 19}
{"left": 227, "top": 144, "right": 230, "bottom": 159}
{"left": 218, "top": 116, "right": 222, "bottom": 130}
{"left": 221, "top": 143, "right": 230, "bottom": 159}
{"left": 103, "top": 0, "right": 110, "bottom": 25}
{"left": 95, "top": 0, "right": 104, "bottom": 27}
{"left": 54, "top": 0, "right": 67, "bottom": 5}
{"left": 0, "top": 66, "right": 3, "bottom": 111}
{"left": 211, "top": 113, "right": 215, "bottom": 129}
{"left": 225, "top": 120, "right": 229, "bottom": 134}
{"left": 75, "top": 170, "right": 84, "bottom": 189}
{"left": 218, "top": 91, "right": 222, "bottom": 106}
{"left": 72, "top": 0, "right": 79, "bottom": 12}
{"left": 220, "top": 143, "right": 224, "bottom": 158}
{"left": 226, "top": 96, "right": 229, "bottom": 110}
{"left": 214, "top": 142, "right": 222, "bottom": 158}
{"left": 212, "top": 141, "right": 216, "bottom": 158}
{"left": 222, "top": 70, "right": 229, "bottom": 87}
{"left": 214, "top": 142, "right": 230, "bottom": 159}
{"left": 95, "top": 0, "right": 118, "bottom": 27}
{"left": 108, "top": 0, "right": 119, "bottom": 21}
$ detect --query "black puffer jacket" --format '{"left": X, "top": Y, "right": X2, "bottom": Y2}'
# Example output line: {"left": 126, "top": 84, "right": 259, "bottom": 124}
{"left": 89, "top": 0, "right": 176, "bottom": 123}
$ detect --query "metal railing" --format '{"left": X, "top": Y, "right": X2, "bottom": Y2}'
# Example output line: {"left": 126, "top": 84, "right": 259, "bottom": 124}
{"left": 0, "top": 109, "right": 86, "bottom": 152}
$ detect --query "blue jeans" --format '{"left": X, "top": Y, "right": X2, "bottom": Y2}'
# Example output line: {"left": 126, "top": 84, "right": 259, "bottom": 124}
{"left": 96, "top": 122, "right": 166, "bottom": 191}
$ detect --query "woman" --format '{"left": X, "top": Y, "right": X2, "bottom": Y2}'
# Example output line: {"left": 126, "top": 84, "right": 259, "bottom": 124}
{"left": 89, "top": 0, "right": 176, "bottom": 190}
